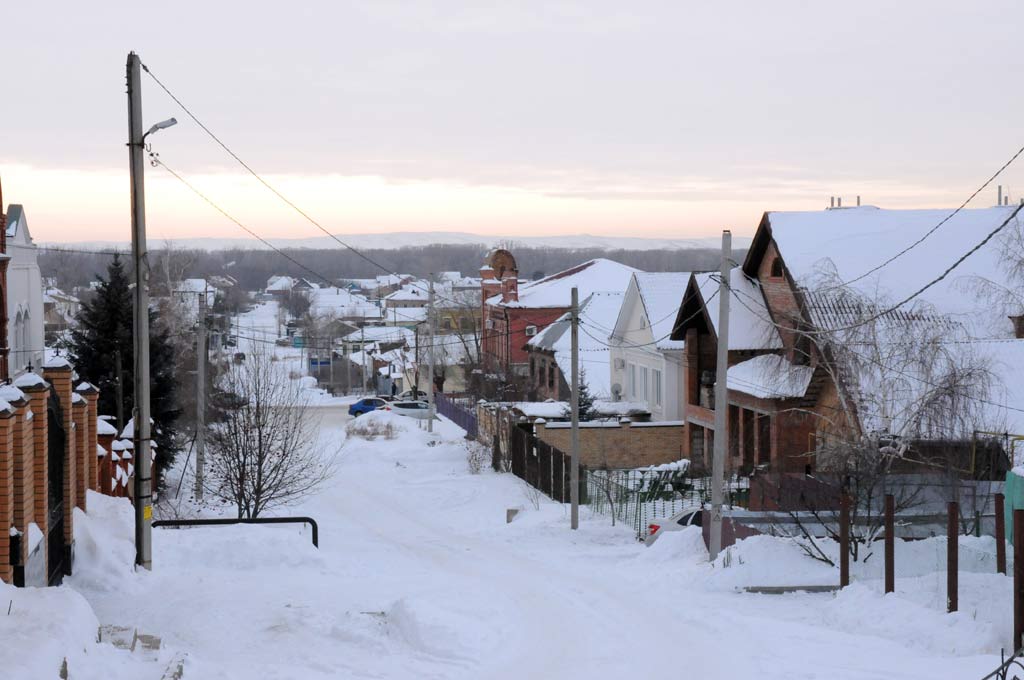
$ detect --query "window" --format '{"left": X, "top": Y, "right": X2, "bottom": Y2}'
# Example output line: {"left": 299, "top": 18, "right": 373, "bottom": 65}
{"left": 530, "top": 357, "right": 536, "bottom": 380}
{"left": 653, "top": 369, "right": 662, "bottom": 407}
{"left": 628, "top": 364, "right": 637, "bottom": 398}
{"left": 640, "top": 366, "right": 648, "bottom": 402}
{"left": 547, "top": 360, "right": 555, "bottom": 388}
{"left": 770, "top": 257, "right": 784, "bottom": 278}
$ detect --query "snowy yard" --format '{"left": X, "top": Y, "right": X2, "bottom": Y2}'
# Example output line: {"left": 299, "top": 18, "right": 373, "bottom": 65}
{"left": 1, "top": 406, "right": 1017, "bottom": 678}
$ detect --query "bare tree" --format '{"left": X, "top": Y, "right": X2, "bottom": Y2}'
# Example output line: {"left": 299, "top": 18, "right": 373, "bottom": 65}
{"left": 207, "top": 348, "right": 334, "bottom": 518}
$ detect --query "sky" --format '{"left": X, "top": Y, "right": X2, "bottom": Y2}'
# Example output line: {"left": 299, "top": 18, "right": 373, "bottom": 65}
{"left": 4, "top": 1, "right": 1024, "bottom": 244}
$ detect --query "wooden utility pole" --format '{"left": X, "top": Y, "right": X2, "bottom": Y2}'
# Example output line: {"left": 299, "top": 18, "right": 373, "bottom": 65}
{"left": 840, "top": 494, "right": 850, "bottom": 587}
{"left": 427, "top": 278, "right": 435, "bottom": 433}
{"left": 710, "top": 230, "right": 731, "bottom": 560}
{"left": 570, "top": 286, "right": 580, "bottom": 530}
{"left": 126, "top": 51, "right": 153, "bottom": 570}
{"left": 114, "top": 349, "right": 124, "bottom": 432}
{"left": 996, "top": 492, "right": 1007, "bottom": 575}
{"left": 195, "top": 290, "right": 207, "bottom": 502}
{"left": 884, "top": 494, "right": 894, "bottom": 593}
{"left": 1014, "top": 509, "right": 1024, "bottom": 649}
{"left": 947, "top": 501, "right": 959, "bottom": 613}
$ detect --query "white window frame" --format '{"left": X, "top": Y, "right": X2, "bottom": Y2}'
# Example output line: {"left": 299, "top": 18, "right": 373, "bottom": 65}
{"left": 640, "top": 366, "right": 648, "bottom": 402}
{"left": 653, "top": 368, "right": 662, "bottom": 407}
{"left": 628, "top": 363, "right": 637, "bottom": 398}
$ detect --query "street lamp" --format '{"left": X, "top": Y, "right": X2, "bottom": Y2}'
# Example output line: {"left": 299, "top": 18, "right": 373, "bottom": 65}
{"left": 143, "top": 117, "right": 177, "bottom": 141}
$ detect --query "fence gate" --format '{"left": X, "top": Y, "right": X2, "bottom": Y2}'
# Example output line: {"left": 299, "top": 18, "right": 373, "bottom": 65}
{"left": 46, "top": 391, "right": 67, "bottom": 586}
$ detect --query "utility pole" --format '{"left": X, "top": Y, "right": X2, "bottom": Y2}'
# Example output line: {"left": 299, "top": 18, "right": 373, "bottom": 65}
{"left": 427, "top": 278, "right": 436, "bottom": 433}
{"left": 710, "top": 230, "right": 731, "bottom": 561}
{"left": 114, "top": 349, "right": 124, "bottom": 432}
{"left": 127, "top": 51, "right": 153, "bottom": 570}
{"left": 570, "top": 286, "right": 580, "bottom": 530}
{"left": 361, "top": 325, "right": 367, "bottom": 395}
{"left": 195, "top": 290, "right": 207, "bottom": 502}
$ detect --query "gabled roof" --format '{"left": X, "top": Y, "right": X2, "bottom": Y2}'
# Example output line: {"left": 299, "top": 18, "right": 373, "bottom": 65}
{"left": 5, "top": 204, "right": 25, "bottom": 239}
{"left": 488, "top": 258, "right": 639, "bottom": 309}
{"left": 727, "top": 354, "right": 813, "bottom": 400}
{"left": 631, "top": 272, "right": 690, "bottom": 350}
{"left": 309, "top": 287, "right": 380, "bottom": 319}
{"left": 527, "top": 291, "right": 623, "bottom": 398}
{"left": 745, "top": 206, "right": 1021, "bottom": 331}
{"left": 672, "top": 269, "right": 782, "bottom": 350}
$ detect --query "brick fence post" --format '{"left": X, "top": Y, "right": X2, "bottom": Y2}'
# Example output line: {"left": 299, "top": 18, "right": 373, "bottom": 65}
{"left": 43, "top": 362, "right": 76, "bottom": 552}
{"left": 0, "top": 400, "right": 13, "bottom": 583}
{"left": 15, "top": 374, "right": 48, "bottom": 577}
{"left": 76, "top": 384, "right": 99, "bottom": 493}
{"left": 71, "top": 394, "right": 88, "bottom": 512}
{"left": 1, "top": 386, "right": 32, "bottom": 572}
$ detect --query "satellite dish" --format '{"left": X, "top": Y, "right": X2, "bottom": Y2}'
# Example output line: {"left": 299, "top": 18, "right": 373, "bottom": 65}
{"left": 611, "top": 383, "right": 622, "bottom": 399}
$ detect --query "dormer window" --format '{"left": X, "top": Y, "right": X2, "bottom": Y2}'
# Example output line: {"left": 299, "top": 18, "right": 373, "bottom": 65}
{"left": 770, "top": 257, "right": 784, "bottom": 278}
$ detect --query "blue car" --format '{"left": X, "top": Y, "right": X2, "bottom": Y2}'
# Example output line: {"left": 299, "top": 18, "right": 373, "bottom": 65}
{"left": 348, "top": 397, "right": 390, "bottom": 417}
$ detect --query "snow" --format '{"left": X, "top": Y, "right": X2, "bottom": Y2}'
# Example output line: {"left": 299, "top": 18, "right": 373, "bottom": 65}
{"left": 0, "top": 384, "right": 25, "bottom": 403}
{"left": 34, "top": 405, "right": 1009, "bottom": 679}
{"left": 727, "top": 353, "right": 815, "bottom": 399}
{"left": 26, "top": 521, "right": 42, "bottom": 552}
{"left": 767, "top": 206, "right": 1021, "bottom": 325}
{"left": 632, "top": 272, "right": 691, "bottom": 350}
{"left": 692, "top": 268, "right": 783, "bottom": 350}
{"left": 308, "top": 286, "right": 380, "bottom": 320}
{"left": 13, "top": 372, "right": 47, "bottom": 389}
{"left": 71, "top": 392, "right": 85, "bottom": 405}
{"left": 96, "top": 419, "right": 118, "bottom": 436}
{"left": 528, "top": 290, "right": 624, "bottom": 398}
{"left": 339, "top": 325, "right": 414, "bottom": 346}
{"left": 42, "top": 356, "right": 72, "bottom": 369}
{"left": 488, "top": 258, "right": 639, "bottom": 309}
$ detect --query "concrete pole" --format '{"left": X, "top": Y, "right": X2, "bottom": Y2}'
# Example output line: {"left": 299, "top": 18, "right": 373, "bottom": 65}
{"left": 361, "top": 325, "right": 367, "bottom": 395}
{"left": 710, "top": 230, "right": 731, "bottom": 560}
{"left": 127, "top": 51, "right": 153, "bottom": 570}
{"left": 570, "top": 286, "right": 580, "bottom": 530}
{"left": 427, "top": 279, "right": 436, "bottom": 433}
{"left": 114, "top": 349, "right": 124, "bottom": 432}
{"left": 195, "top": 291, "right": 206, "bottom": 502}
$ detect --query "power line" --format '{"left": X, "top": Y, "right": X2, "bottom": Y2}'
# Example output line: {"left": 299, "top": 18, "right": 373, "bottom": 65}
{"left": 140, "top": 61, "right": 467, "bottom": 309}
{"left": 814, "top": 143, "right": 1024, "bottom": 293}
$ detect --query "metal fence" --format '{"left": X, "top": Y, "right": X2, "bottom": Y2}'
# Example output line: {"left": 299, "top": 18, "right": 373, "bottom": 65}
{"left": 435, "top": 392, "right": 478, "bottom": 438}
{"left": 586, "top": 470, "right": 751, "bottom": 541}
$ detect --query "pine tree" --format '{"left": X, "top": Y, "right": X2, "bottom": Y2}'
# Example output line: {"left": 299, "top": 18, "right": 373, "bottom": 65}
{"left": 564, "top": 368, "right": 597, "bottom": 422}
{"left": 67, "top": 255, "right": 180, "bottom": 487}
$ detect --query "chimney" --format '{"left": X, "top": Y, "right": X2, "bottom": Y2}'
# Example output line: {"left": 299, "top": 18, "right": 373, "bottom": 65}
{"left": 830, "top": 196, "right": 835, "bottom": 208}
{"left": 856, "top": 195, "right": 861, "bottom": 207}
{"left": 837, "top": 197, "right": 842, "bottom": 208}
{"left": 999, "top": 185, "right": 1003, "bottom": 206}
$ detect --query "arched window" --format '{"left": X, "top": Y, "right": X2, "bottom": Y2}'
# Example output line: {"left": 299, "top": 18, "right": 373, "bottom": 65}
{"left": 770, "top": 257, "right": 784, "bottom": 278}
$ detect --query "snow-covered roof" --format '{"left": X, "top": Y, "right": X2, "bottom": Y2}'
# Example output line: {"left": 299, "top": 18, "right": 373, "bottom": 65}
{"left": 96, "top": 419, "right": 118, "bottom": 436}
{"left": 528, "top": 291, "right": 623, "bottom": 399}
{"left": 632, "top": 272, "right": 690, "bottom": 350}
{"left": 691, "top": 269, "right": 782, "bottom": 350}
{"left": 309, "top": 287, "right": 380, "bottom": 319}
{"left": 727, "top": 354, "right": 814, "bottom": 400}
{"left": 42, "top": 357, "right": 72, "bottom": 370}
{"left": 340, "top": 326, "right": 414, "bottom": 345}
{"left": 762, "top": 206, "right": 1021, "bottom": 331}
{"left": 488, "top": 259, "right": 639, "bottom": 309}
{"left": 266, "top": 275, "right": 295, "bottom": 291}
{"left": 174, "top": 278, "right": 208, "bottom": 294}
{"left": 13, "top": 372, "right": 47, "bottom": 390}
{"left": 384, "top": 284, "right": 429, "bottom": 303}
{"left": 0, "top": 385, "right": 25, "bottom": 403}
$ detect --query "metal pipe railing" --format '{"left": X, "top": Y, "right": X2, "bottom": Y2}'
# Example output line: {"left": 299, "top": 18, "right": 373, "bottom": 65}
{"left": 152, "top": 516, "right": 319, "bottom": 547}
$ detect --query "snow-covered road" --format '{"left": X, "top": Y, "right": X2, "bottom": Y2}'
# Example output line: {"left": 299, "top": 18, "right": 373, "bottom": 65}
{"left": 63, "top": 409, "right": 1008, "bottom": 679}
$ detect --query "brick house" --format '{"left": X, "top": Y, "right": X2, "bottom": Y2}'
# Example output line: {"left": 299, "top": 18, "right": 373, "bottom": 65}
{"left": 0, "top": 184, "right": 105, "bottom": 587}
{"left": 479, "top": 250, "right": 638, "bottom": 392}
{"left": 671, "top": 204, "right": 1024, "bottom": 480}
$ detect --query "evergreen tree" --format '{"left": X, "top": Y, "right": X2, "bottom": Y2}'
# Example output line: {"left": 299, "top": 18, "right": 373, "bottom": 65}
{"left": 67, "top": 255, "right": 180, "bottom": 487}
{"left": 564, "top": 368, "right": 597, "bottom": 422}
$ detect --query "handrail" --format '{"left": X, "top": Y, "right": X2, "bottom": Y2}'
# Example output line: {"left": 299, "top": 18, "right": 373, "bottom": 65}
{"left": 152, "top": 516, "right": 319, "bottom": 547}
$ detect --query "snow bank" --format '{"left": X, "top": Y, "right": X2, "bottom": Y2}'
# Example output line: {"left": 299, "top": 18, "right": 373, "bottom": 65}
{"left": 711, "top": 535, "right": 837, "bottom": 588}
{"left": 642, "top": 526, "right": 708, "bottom": 565}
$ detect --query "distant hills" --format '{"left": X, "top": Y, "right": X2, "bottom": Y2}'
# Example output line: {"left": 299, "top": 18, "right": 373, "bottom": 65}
{"left": 43, "top": 231, "right": 751, "bottom": 252}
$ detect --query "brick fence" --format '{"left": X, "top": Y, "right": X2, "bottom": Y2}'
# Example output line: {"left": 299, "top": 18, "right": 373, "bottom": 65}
{"left": 534, "top": 418, "right": 685, "bottom": 469}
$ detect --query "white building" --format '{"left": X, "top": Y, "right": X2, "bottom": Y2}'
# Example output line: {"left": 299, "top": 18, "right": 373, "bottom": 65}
{"left": 4, "top": 205, "right": 44, "bottom": 375}
{"left": 608, "top": 272, "right": 690, "bottom": 421}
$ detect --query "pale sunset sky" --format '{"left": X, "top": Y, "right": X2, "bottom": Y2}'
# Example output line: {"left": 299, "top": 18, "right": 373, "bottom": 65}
{"left": 3, "top": 1, "right": 1024, "bottom": 244}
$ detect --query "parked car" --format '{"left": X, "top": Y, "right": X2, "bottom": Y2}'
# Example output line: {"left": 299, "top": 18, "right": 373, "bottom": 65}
{"left": 348, "top": 398, "right": 390, "bottom": 417}
{"left": 644, "top": 506, "right": 704, "bottom": 546}
{"left": 398, "top": 389, "right": 428, "bottom": 401}
{"left": 390, "top": 400, "right": 432, "bottom": 419}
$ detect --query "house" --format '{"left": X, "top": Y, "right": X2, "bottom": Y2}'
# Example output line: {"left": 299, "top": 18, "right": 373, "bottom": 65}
{"left": 671, "top": 203, "right": 1024, "bottom": 479}
{"left": 479, "top": 249, "right": 639, "bottom": 390}
{"left": 265, "top": 275, "right": 316, "bottom": 298}
{"left": 525, "top": 291, "right": 624, "bottom": 402}
{"left": 43, "top": 287, "right": 80, "bottom": 341}
{"left": 4, "top": 205, "right": 44, "bottom": 375}
{"left": 609, "top": 272, "right": 691, "bottom": 421}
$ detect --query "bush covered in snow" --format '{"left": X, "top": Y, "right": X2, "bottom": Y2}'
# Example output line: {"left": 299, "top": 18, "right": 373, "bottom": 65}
{"left": 346, "top": 410, "right": 403, "bottom": 440}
